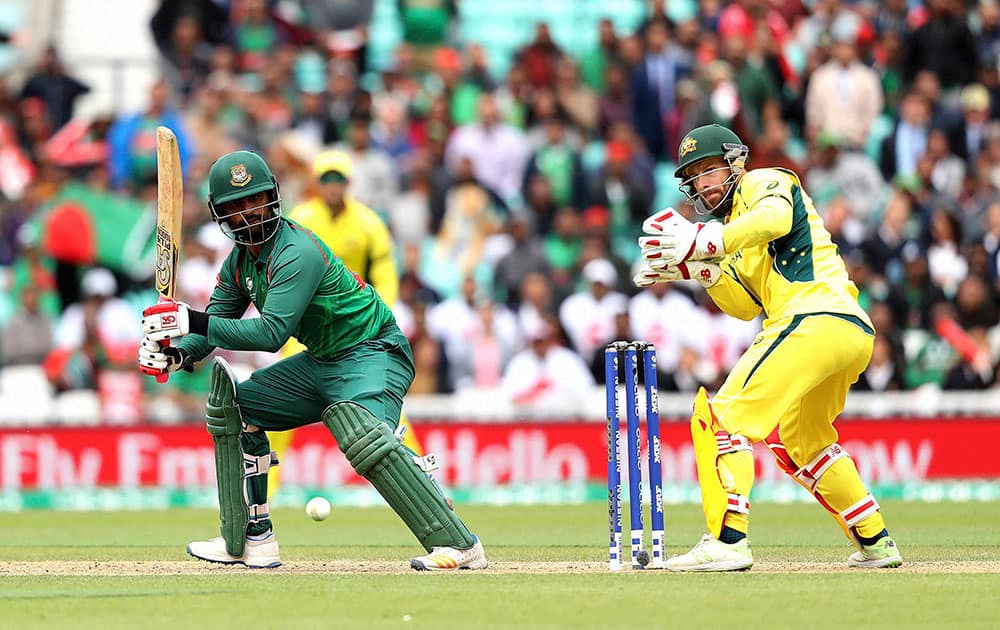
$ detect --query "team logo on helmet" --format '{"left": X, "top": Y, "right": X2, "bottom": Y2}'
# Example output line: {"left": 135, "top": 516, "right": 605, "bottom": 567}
{"left": 230, "top": 164, "right": 252, "bottom": 187}
{"left": 679, "top": 136, "right": 698, "bottom": 158}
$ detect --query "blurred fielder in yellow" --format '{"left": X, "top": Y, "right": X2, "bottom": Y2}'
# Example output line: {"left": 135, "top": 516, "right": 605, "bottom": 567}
{"left": 268, "top": 150, "right": 424, "bottom": 497}
{"left": 635, "top": 124, "right": 902, "bottom": 571}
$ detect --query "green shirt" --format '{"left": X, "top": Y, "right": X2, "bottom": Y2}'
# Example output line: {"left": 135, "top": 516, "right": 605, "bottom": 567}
{"left": 901, "top": 328, "right": 954, "bottom": 389}
{"left": 579, "top": 48, "right": 607, "bottom": 92}
{"left": 736, "top": 62, "right": 778, "bottom": 136}
{"left": 450, "top": 83, "right": 482, "bottom": 126}
{"left": 178, "top": 219, "right": 395, "bottom": 362}
{"left": 543, "top": 235, "right": 581, "bottom": 271}
{"left": 235, "top": 24, "right": 277, "bottom": 53}
{"left": 536, "top": 145, "right": 574, "bottom": 207}
{"left": 400, "top": 0, "right": 451, "bottom": 45}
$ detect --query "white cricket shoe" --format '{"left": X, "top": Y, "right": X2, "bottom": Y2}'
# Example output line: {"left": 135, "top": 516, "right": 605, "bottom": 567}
{"left": 665, "top": 534, "right": 754, "bottom": 572}
{"left": 848, "top": 536, "right": 903, "bottom": 569}
{"left": 186, "top": 532, "right": 282, "bottom": 569}
{"left": 411, "top": 535, "right": 488, "bottom": 571}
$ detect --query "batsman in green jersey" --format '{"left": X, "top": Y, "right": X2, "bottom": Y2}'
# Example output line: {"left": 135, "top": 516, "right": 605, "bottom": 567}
{"left": 138, "top": 150, "right": 487, "bottom": 571}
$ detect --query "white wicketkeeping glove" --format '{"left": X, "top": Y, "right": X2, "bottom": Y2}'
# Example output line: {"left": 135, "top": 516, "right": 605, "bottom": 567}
{"left": 632, "top": 260, "right": 721, "bottom": 289}
{"left": 640, "top": 207, "right": 726, "bottom": 266}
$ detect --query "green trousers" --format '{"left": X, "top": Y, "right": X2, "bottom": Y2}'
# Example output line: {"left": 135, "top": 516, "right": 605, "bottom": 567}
{"left": 237, "top": 324, "right": 414, "bottom": 431}
{"left": 236, "top": 324, "right": 415, "bottom": 534}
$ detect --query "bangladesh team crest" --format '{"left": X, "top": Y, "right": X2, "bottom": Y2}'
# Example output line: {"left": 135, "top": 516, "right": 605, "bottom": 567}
{"left": 679, "top": 136, "right": 697, "bottom": 158}
{"left": 230, "top": 164, "right": 252, "bottom": 187}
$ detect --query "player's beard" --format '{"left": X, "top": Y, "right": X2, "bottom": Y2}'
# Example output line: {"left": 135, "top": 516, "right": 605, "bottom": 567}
{"left": 693, "top": 179, "right": 737, "bottom": 218}
{"left": 238, "top": 204, "right": 280, "bottom": 245}
{"left": 702, "top": 189, "right": 724, "bottom": 208}
{"left": 682, "top": 165, "right": 738, "bottom": 218}
{"left": 248, "top": 210, "right": 267, "bottom": 244}
{"left": 215, "top": 193, "right": 282, "bottom": 245}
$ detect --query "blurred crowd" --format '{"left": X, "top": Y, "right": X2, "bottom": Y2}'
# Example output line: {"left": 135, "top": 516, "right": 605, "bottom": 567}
{"left": 3, "top": 0, "right": 1000, "bottom": 424}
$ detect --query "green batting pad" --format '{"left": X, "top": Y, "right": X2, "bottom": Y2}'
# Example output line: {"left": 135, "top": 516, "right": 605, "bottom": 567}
{"left": 206, "top": 358, "right": 249, "bottom": 558}
{"left": 322, "top": 401, "right": 475, "bottom": 551}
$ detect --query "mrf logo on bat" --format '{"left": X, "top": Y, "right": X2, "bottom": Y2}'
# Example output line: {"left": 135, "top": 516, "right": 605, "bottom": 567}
{"left": 155, "top": 226, "right": 176, "bottom": 294}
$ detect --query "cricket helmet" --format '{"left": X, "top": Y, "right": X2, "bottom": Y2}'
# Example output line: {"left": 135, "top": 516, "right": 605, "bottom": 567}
{"left": 207, "top": 150, "right": 282, "bottom": 245}
{"left": 674, "top": 124, "right": 749, "bottom": 217}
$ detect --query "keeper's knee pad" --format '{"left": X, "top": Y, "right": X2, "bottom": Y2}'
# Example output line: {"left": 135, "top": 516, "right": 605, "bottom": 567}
{"left": 764, "top": 437, "right": 879, "bottom": 549}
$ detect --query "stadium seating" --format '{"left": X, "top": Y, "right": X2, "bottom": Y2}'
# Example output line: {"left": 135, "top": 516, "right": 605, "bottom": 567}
{"left": 0, "top": 365, "right": 55, "bottom": 426}
{"left": 57, "top": 0, "right": 160, "bottom": 119}
{"left": 53, "top": 389, "right": 102, "bottom": 426}
{"left": 370, "top": 0, "right": 648, "bottom": 77}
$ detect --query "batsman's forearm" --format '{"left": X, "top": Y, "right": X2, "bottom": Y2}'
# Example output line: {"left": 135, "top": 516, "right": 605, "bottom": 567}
{"left": 206, "top": 313, "right": 297, "bottom": 354}
{"left": 174, "top": 280, "right": 252, "bottom": 362}
{"left": 195, "top": 243, "right": 321, "bottom": 354}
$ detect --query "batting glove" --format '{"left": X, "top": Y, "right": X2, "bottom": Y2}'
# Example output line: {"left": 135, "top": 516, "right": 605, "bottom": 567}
{"left": 640, "top": 208, "right": 726, "bottom": 266}
{"left": 633, "top": 260, "right": 721, "bottom": 289}
{"left": 142, "top": 300, "right": 193, "bottom": 342}
{"left": 138, "top": 335, "right": 194, "bottom": 377}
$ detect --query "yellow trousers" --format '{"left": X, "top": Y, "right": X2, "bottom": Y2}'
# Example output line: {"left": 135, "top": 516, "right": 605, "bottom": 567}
{"left": 714, "top": 313, "right": 872, "bottom": 451}
{"left": 711, "top": 313, "right": 886, "bottom": 540}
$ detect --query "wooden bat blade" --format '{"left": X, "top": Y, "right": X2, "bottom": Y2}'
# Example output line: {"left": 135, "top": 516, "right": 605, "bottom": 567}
{"left": 155, "top": 126, "right": 183, "bottom": 299}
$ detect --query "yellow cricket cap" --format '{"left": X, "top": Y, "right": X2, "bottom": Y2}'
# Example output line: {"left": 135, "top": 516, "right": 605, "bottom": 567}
{"left": 312, "top": 150, "right": 353, "bottom": 179}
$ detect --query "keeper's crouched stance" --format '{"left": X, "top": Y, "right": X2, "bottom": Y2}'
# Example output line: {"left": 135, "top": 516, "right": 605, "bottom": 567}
{"left": 138, "top": 150, "right": 486, "bottom": 571}
{"left": 634, "top": 125, "right": 902, "bottom": 572}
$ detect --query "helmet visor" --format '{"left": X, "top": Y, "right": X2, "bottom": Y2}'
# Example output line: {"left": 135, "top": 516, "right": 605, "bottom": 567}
{"left": 679, "top": 163, "right": 739, "bottom": 216}
{"left": 211, "top": 191, "right": 283, "bottom": 245}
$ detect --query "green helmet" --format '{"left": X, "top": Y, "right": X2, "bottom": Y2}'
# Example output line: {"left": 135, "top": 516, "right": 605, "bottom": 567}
{"left": 674, "top": 124, "right": 749, "bottom": 217}
{"left": 207, "top": 150, "right": 283, "bottom": 245}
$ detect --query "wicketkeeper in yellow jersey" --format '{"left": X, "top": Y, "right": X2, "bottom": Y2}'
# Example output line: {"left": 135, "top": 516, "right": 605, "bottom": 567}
{"left": 634, "top": 124, "right": 902, "bottom": 572}
{"left": 267, "top": 150, "right": 429, "bottom": 499}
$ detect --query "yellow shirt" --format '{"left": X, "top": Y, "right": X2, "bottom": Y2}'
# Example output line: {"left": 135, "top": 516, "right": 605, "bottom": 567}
{"left": 288, "top": 197, "right": 399, "bottom": 307}
{"left": 707, "top": 167, "right": 872, "bottom": 330}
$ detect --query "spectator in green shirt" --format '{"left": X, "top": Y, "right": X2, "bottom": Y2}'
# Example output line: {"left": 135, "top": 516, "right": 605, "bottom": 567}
{"left": 579, "top": 18, "right": 619, "bottom": 92}
{"left": 399, "top": 0, "right": 457, "bottom": 72}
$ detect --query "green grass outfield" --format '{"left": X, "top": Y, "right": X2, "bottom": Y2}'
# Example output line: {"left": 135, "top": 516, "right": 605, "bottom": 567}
{"left": 2, "top": 501, "right": 998, "bottom": 629}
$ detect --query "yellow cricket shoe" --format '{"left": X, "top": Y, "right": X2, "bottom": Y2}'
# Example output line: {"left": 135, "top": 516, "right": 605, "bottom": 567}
{"left": 848, "top": 536, "right": 903, "bottom": 568}
{"left": 665, "top": 534, "right": 753, "bottom": 572}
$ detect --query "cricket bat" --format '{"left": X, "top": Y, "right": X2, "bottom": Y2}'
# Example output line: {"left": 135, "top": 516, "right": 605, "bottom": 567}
{"left": 154, "top": 126, "right": 183, "bottom": 383}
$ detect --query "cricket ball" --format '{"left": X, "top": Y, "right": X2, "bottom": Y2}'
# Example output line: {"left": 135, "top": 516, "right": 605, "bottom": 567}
{"left": 305, "top": 496, "right": 331, "bottom": 521}
{"left": 636, "top": 550, "right": 650, "bottom": 567}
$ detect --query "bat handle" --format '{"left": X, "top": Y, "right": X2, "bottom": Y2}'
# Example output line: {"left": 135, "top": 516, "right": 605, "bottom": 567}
{"left": 155, "top": 296, "right": 173, "bottom": 383}
{"left": 156, "top": 342, "right": 170, "bottom": 383}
